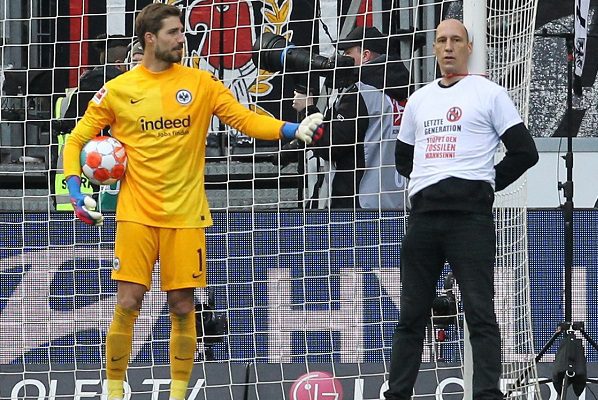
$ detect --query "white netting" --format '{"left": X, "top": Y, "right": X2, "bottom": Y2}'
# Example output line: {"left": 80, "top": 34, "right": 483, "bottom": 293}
{"left": 0, "top": 0, "right": 539, "bottom": 399}
{"left": 487, "top": 1, "right": 539, "bottom": 396}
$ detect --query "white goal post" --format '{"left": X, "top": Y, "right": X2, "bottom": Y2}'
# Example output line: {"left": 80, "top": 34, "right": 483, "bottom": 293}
{"left": 460, "top": 1, "right": 541, "bottom": 398}
{"left": 0, "top": 0, "right": 540, "bottom": 399}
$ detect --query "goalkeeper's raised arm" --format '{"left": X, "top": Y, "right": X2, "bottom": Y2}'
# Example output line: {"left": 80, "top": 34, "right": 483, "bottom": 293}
{"left": 206, "top": 70, "right": 322, "bottom": 144}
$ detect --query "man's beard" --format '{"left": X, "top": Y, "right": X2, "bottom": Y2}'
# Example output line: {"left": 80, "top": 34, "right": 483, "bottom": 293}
{"left": 155, "top": 45, "right": 183, "bottom": 63}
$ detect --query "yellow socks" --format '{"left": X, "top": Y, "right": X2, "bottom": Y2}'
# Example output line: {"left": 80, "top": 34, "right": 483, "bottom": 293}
{"left": 106, "top": 304, "right": 139, "bottom": 400}
{"left": 170, "top": 380, "right": 190, "bottom": 400}
{"left": 107, "top": 380, "right": 125, "bottom": 400}
{"left": 169, "top": 311, "right": 197, "bottom": 400}
{"left": 105, "top": 307, "right": 195, "bottom": 399}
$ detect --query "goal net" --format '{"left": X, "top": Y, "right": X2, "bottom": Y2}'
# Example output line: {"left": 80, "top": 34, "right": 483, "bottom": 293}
{"left": 0, "top": 0, "right": 539, "bottom": 399}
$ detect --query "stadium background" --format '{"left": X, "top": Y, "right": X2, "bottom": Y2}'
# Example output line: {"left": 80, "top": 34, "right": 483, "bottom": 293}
{"left": 1, "top": 0, "right": 598, "bottom": 139}
{"left": 1, "top": 0, "right": 598, "bottom": 398}
{"left": 2, "top": 0, "right": 596, "bottom": 136}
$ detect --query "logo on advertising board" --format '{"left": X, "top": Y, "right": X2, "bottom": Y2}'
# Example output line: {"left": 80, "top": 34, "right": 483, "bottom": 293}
{"left": 289, "top": 371, "right": 343, "bottom": 400}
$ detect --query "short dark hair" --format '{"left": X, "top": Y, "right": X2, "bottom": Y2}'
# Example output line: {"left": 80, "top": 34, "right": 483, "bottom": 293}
{"left": 92, "top": 34, "right": 129, "bottom": 64}
{"left": 92, "top": 34, "right": 129, "bottom": 51}
{"left": 135, "top": 3, "right": 181, "bottom": 49}
{"left": 337, "top": 26, "right": 387, "bottom": 55}
{"left": 105, "top": 45, "right": 128, "bottom": 64}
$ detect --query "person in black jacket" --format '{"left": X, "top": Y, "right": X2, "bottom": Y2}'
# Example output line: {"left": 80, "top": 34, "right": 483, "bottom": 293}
{"left": 385, "top": 19, "right": 538, "bottom": 400}
{"left": 51, "top": 34, "right": 129, "bottom": 205}
{"left": 292, "top": 26, "right": 410, "bottom": 209}
{"left": 67, "top": 34, "right": 129, "bottom": 126}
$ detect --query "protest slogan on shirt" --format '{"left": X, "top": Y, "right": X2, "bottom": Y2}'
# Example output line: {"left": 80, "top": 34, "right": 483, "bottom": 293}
{"left": 425, "top": 135, "right": 457, "bottom": 159}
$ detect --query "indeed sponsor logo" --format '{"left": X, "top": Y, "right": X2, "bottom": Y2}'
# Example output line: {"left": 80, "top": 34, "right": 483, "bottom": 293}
{"left": 139, "top": 115, "right": 191, "bottom": 131}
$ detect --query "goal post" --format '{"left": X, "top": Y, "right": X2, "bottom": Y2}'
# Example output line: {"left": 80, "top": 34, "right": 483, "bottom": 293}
{"left": 464, "top": 0, "right": 487, "bottom": 74}
{"left": 486, "top": 0, "right": 541, "bottom": 398}
{"left": 462, "top": 2, "right": 487, "bottom": 397}
{"left": 0, "top": 0, "right": 540, "bottom": 399}
{"left": 461, "top": 1, "right": 541, "bottom": 399}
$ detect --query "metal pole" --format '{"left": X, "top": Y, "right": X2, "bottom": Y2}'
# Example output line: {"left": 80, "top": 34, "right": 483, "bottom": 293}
{"left": 561, "top": 35, "right": 574, "bottom": 324}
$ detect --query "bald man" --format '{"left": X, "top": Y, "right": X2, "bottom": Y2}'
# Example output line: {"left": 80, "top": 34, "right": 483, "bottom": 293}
{"left": 386, "top": 19, "right": 538, "bottom": 400}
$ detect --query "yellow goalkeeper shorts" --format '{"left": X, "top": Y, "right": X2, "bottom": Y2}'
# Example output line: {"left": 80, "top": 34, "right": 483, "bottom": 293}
{"left": 113, "top": 221, "right": 207, "bottom": 290}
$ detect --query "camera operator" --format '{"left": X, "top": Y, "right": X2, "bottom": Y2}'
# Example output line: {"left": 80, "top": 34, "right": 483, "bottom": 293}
{"left": 296, "top": 27, "right": 409, "bottom": 209}
{"left": 286, "top": 84, "right": 329, "bottom": 208}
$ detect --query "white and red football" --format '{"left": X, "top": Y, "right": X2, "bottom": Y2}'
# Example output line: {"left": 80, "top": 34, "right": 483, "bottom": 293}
{"left": 80, "top": 136, "right": 127, "bottom": 185}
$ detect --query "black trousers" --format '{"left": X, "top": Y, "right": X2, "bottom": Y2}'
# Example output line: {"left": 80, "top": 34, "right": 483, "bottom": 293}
{"left": 384, "top": 211, "right": 503, "bottom": 400}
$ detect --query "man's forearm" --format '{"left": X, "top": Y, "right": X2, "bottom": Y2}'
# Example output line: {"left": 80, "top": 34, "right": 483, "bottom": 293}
{"left": 494, "top": 123, "right": 539, "bottom": 191}
{"left": 395, "top": 139, "right": 414, "bottom": 178}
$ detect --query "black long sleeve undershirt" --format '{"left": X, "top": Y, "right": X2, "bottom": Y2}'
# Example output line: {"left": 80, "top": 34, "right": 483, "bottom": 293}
{"left": 395, "top": 122, "right": 538, "bottom": 191}
{"left": 395, "top": 139, "right": 414, "bottom": 179}
{"left": 393, "top": 123, "right": 538, "bottom": 215}
{"left": 494, "top": 122, "right": 539, "bottom": 191}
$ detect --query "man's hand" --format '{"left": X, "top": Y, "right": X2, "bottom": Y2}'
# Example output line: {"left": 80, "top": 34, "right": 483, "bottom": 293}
{"left": 71, "top": 196, "right": 104, "bottom": 226}
{"left": 292, "top": 91, "right": 314, "bottom": 112}
{"left": 66, "top": 176, "right": 104, "bottom": 226}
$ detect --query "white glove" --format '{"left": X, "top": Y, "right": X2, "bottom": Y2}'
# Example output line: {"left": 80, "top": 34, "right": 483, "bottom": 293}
{"left": 72, "top": 195, "right": 104, "bottom": 226}
{"left": 295, "top": 112, "right": 324, "bottom": 145}
{"left": 67, "top": 175, "right": 104, "bottom": 226}
{"left": 292, "top": 91, "right": 314, "bottom": 112}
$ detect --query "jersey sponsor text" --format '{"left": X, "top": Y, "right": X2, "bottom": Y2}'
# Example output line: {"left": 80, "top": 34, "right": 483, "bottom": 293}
{"left": 139, "top": 115, "right": 191, "bottom": 132}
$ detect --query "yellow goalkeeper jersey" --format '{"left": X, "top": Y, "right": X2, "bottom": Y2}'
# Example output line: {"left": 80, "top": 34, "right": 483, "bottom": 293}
{"left": 63, "top": 63, "right": 284, "bottom": 228}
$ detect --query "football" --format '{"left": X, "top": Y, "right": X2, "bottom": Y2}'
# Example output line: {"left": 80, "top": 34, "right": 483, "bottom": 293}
{"left": 80, "top": 136, "right": 127, "bottom": 185}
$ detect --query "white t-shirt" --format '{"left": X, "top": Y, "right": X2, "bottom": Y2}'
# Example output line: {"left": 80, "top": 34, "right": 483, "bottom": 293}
{"left": 397, "top": 75, "right": 522, "bottom": 197}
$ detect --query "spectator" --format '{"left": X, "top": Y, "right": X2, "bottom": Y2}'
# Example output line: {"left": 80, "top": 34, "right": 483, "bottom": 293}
{"left": 385, "top": 19, "right": 538, "bottom": 400}
{"left": 294, "top": 26, "right": 409, "bottom": 209}
{"left": 126, "top": 41, "right": 144, "bottom": 68}
{"left": 71, "top": 34, "right": 130, "bottom": 122}
{"left": 51, "top": 34, "right": 130, "bottom": 210}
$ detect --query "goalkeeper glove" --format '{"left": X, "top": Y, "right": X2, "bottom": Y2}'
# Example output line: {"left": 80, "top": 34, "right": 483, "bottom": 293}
{"left": 66, "top": 175, "right": 104, "bottom": 226}
{"left": 281, "top": 112, "right": 324, "bottom": 145}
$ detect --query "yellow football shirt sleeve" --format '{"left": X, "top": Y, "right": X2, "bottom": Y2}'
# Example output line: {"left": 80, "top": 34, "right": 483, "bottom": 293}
{"left": 210, "top": 77, "right": 284, "bottom": 140}
{"left": 63, "top": 86, "right": 116, "bottom": 178}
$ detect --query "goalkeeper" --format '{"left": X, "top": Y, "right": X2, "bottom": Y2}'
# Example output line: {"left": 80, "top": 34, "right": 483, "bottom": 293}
{"left": 385, "top": 19, "right": 538, "bottom": 400}
{"left": 61, "top": 3, "right": 322, "bottom": 400}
